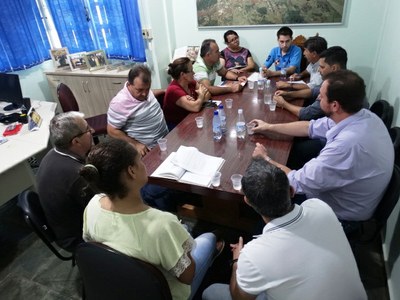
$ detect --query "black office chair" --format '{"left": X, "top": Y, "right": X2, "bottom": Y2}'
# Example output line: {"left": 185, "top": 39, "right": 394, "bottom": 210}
{"left": 75, "top": 242, "right": 172, "bottom": 300}
{"left": 17, "top": 190, "right": 74, "bottom": 263}
{"left": 370, "top": 99, "right": 394, "bottom": 130}
{"left": 350, "top": 164, "right": 400, "bottom": 244}
{"left": 389, "top": 126, "right": 400, "bottom": 167}
{"left": 57, "top": 82, "right": 107, "bottom": 144}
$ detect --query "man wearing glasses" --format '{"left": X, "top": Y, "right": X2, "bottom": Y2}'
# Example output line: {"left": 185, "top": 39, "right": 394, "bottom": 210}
{"left": 36, "top": 111, "right": 95, "bottom": 252}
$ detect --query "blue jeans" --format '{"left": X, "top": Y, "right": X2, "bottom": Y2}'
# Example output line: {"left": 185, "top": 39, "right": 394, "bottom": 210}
{"left": 190, "top": 232, "right": 217, "bottom": 299}
{"left": 202, "top": 283, "right": 268, "bottom": 300}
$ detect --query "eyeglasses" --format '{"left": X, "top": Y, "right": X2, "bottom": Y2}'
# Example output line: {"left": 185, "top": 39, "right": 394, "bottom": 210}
{"left": 70, "top": 125, "right": 94, "bottom": 142}
{"left": 228, "top": 36, "right": 239, "bottom": 43}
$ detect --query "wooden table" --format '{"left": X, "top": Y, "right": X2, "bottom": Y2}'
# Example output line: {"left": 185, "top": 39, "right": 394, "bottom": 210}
{"left": 143, "top": 80, "right": 302, "bottom": 231}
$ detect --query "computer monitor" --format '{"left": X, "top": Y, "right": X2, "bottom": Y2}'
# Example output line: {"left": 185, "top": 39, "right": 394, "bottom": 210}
{"left": 0, "top": 73, "right": 25, "bottom": 111}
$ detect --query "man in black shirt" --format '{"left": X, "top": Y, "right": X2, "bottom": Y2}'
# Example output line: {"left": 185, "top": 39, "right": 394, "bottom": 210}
{"left": 36, "top": 112, "right": 94, "bottom": 252}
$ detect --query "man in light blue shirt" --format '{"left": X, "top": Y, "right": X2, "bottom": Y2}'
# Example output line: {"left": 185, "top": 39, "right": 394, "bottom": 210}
{"left": 251, "top": 70, "right": 394, "bottom": 232}
{"left": 263, "top": 26, "right": 302, "bottom": 77}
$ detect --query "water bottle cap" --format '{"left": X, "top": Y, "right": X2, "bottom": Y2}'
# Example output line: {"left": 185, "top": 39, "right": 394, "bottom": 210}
{"left": 238, "top": 108, "right": 243, "bottom": 113}
{"left": 218, "top": 104, "right": 224, "bottom": 109}
{"left": 214, "top": 110, "right": 219, "bottom": 115}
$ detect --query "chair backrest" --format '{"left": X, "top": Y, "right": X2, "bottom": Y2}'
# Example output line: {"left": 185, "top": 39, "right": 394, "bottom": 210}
{"left": 57, "top": 82, "right": 80, "bottom": 112}
{"left": 373, "top": 164, "right": 400, "bottom": 230}
{"left": 17, "top": 190, "right": 73, "bottom": 261}
{"left": 292, "top": 34, "right": 308, "bottom": 72}
{"left": 389, "top": 126, "right": 400, "bottom": 166}
{"left": 370, "top": 99, "right": 394, "bottom": 130}
{"left": 75, "top": 242, "right": 172, "bottom": 300}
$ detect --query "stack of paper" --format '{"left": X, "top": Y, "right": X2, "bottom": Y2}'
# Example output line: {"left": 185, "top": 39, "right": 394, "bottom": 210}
{"left": 151, "top": 146, "right": 225, "bottom": 187}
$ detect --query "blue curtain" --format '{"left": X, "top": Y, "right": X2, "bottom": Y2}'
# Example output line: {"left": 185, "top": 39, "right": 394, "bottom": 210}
{"left": 0, "top": 0, "right": 51, "bottom": 72}
{"left": 48, "top": 0, "right": 146, "bottom": 62}
{"left": 47, "top": 0, "right": 96, "bottom": 53}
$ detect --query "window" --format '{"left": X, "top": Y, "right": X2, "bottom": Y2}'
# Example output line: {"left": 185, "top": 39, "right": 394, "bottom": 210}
{"left": 46, "top": 0, "right": 146, "bottom": 61}
{"left": 0, "top": 0, "right": 51, "bottom": 72}
{"left": 0, "top": 0, "right": 146, "bottom": 72}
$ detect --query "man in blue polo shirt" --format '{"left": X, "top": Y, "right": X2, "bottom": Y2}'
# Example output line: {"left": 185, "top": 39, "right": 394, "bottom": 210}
{"left": 263, "top": 26, "right": 302, "bottom": 78}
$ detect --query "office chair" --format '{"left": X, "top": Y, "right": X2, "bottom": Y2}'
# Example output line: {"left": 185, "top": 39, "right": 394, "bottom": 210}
{"left": 350, "top": 164, "right": 400, "bottom": 244}
{"left": 57, "top": 83, "right": 107, "bottom": 143}
{"left": 292, "top": 34, "right": 308, "bottom": 72}
{"left": 17, "top": 190, "right": 74, "bottom": 263}
{"left": 370, "top": 99, "right": 394, "bottom": 130}
{"left": 389, "top": 126, "right": 400, "bottom": 166}
{"left": 75, "top": 242, "right": 172, "bottom": 300}
{"left": 154, "top": 89, "right": 166, "bottom": 108}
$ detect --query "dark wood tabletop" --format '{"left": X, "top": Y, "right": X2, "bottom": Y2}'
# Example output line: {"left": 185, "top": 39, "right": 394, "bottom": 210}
{"left": 143, "top": 78, "right": 303, "bottom": 230}
{"left": 144, "top": 80, "right": 301, "bottom": 199}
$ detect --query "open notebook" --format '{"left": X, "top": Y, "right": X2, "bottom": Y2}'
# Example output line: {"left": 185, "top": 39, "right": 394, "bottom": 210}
{"left": 151, "top": 146, "right": 225, "bottom": 187}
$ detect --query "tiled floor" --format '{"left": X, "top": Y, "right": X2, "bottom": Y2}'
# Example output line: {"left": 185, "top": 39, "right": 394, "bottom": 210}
{"left": 0, "top": 197, "right": 390, "bottom": 300}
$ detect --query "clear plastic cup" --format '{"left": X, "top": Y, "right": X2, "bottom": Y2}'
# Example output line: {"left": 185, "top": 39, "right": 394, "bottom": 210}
{"left": 264, "top": 93, "right": 272, "bottom": 104}
{"left": 225, "top": 98, "right": 233, "bottom": 109}
{"left": 246, "top": 123, "right": 255, "bottom": 135}
{"left": 269, "top": 100, "right": 277, "bottom": 111}
{"left": 211, "top": 171, "right": 221, "bottom": 187}
{"left": 248, "top": 81, "right": 255, "bottom": 89}
{"left": 231, "top": 174, "right": 243, "bottom": 191}
{"left": 195, "top": 117, "right": 204, "bottom": 128}
{"left": 157, "top": 138, "right": 167, "bottom": 151}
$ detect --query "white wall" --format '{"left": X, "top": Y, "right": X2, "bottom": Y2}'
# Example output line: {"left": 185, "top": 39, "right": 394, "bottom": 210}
{"left": 369, "top": 0, "right": 400, "bottom": 298}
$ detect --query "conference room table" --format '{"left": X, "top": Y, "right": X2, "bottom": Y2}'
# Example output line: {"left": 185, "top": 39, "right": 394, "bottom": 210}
{"left": 143, "top": 78, "right": 303, "bottom": 231}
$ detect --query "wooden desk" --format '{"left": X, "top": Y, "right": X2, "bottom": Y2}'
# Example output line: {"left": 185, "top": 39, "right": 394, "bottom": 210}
{"left": 0, "top": 101, "right": 57, "bottom": 206}
{"left": 143, "top": 81, "right": 302, "bottom": 231}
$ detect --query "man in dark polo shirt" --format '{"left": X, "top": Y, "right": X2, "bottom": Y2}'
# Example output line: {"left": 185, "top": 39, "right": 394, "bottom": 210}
{"left": 36, "top": 112, "right": 94, "bottom": 252}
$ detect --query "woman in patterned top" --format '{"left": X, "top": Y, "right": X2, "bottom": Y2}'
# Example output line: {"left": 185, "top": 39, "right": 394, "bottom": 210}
{"left": 220, "top": 30, "right": 256, "bottom": 74}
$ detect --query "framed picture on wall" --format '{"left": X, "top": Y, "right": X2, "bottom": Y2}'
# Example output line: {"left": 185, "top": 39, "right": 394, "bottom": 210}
{"left": 67, "top": 52, "right": 88, "bottom": 71}
{"left": 50, "top": 48, "right": 70, "bottom": 69}
{"left": 83, "top": 50, "right": 108, "bottom": 71}
{"left": 197, "top": 0, "right": 347, "bottom": 27}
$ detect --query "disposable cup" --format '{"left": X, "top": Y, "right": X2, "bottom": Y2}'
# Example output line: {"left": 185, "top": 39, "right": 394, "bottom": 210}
{"left": 248, "top": 81, "right": 255, "bottom": 89}
{"left": 269, "top": 100, "right": 277, "bottom": 112}
{"left": 264, "top": 93, "right": 272, "bottom": 104}
{"left": 225, "top": 98, "right": 233, "bottom": 109}
{"left": 157, "top": 138, "right": 167, "bottom": 151}
{"left": 211, "top": 171, "right": 222, "bottom": 187}
{"left": 231, "top": 174, "right": 243, "bottom": 191}
{"left": 246, "top": 123, "right": 255, "bottom": 135}
{"left": 195, "top": 117, "right": 204, "bottom": 128}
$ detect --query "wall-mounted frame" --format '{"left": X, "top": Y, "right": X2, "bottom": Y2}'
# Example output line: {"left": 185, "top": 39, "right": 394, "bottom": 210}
{"left": 50, "top": 48, "right": 70, "bottom": 69}
{"left": 84, "top": 50, "right": 108, "bottom": 71}
{"left": 197, "top": 0, "right": 347, "bottom": 28}
{"left": 67, "top": 52, "right": 88, "bottom": 71}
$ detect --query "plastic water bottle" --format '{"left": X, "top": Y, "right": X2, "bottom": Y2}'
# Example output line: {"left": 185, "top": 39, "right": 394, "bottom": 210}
{"left": 264, "top": 82, "right": 273, "bottom": 104}
{"left": 258, "top": 67, "right": 264, "bottom": 90}
{"left": 236, "top": 109, "right": 246, "bottom": 139}
{"left": 213, "top": 110, "right": 222, "bottom": 141}
{"left": 218, "top": 104, "right": 227, "bottom": 133}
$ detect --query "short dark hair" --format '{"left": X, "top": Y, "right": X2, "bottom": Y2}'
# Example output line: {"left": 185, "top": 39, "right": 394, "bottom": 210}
{"left": 168, "top": 57, "right": 192, "bottom": 80}
{"left": 223, "top": 30, "right": 238, "bottom": 43}
{"left": 200, "top": 39, "right": 217, "bottom": 57}
{"left": 80, "top": 138, "right": 140, "bottom": 199}
{"left": 277, "top": 26, "right": 293, "bottom": 39}
{"left": 324, "top": 70, "right": 365, "bottom": 114}
{"left": 304, "top": 36, "right": 328, "bottom": 55}
{"left": 242, "top": 158, "right": 292, "bottom": 218}
{"left": 128, "top": 64, "right": 151, "bottom": 85}
{"left": 319, "top": 46, "right": 347, "bottom": 69}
